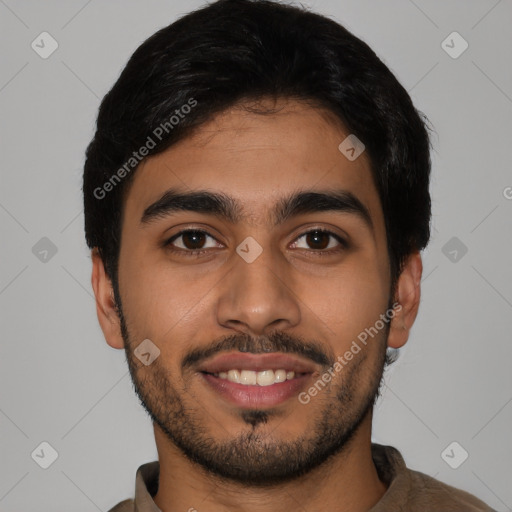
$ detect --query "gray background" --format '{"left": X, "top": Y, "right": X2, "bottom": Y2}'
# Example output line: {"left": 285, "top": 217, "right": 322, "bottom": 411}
{"left": 1, "top": 0, "right": 511, "bottom": 510}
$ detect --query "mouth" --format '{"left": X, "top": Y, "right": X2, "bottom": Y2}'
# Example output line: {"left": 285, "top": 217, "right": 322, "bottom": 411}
{"left": 197, "top": 352, "right": 318, "bottom": 408}
{"left": 209, "top": 368, "right": 301, "bottom": 385}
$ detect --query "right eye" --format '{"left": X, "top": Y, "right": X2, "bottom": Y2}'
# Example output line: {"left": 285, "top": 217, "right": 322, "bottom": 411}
{"left": 164, "top": 229, "right": 223, "bottom": 255}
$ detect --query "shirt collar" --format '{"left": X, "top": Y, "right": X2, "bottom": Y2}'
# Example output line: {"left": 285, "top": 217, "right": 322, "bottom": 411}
{"left": 134, "top": 461, "right": 161, "bottom": 512}
{"left": 368, "top": 443, "right": 410, "bottom": 511}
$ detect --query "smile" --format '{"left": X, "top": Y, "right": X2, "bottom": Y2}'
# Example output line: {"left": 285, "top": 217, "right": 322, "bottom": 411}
{"left": 197, "top": 352, "right": 318, "bottom": 408}
{"left": 213, "top": 369, "right": 300, "bottom": 386}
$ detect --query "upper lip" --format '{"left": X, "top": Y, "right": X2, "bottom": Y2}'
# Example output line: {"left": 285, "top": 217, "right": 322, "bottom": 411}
{"left": 197, "top": 352, "right": 319, "bottom": 374}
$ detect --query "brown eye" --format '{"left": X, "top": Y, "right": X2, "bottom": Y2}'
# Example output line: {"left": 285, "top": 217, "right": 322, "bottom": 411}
{"left": 181, "top": 231, "right": 206, "bottom": 249}
{"left": 305, "top": 230, "right": 330, "bottom": 249}
{"left": 292, "top": 229, "right": 347, "bottom": 252}
{"left": 165, "top": 230, "right": 221, "bottom": 252}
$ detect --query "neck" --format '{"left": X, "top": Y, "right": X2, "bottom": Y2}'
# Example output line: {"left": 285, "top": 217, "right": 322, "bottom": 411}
{"left": 153, "top": 412, "right": 387, "bottom": 512}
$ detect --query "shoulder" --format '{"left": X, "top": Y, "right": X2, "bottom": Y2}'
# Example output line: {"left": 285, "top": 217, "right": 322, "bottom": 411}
{"left": 371, "top": 444, "right": 496, "bottom": 512}
{"left": 106, "top": 498, "right": 134, "bottom": 512}
{"left": 404, "top": 468, "right": 496, "bottom": 511}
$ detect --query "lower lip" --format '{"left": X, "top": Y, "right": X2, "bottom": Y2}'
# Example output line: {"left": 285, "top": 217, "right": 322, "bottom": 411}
{"left": 201, "top": 372, "right": 312, "bottom": 408}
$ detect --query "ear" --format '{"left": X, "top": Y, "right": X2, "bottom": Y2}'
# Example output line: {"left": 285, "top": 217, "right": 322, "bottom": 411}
{"left": 91, "top": 248, "right": 125, "bottom": 349}
{"left": 387, "top": 251, "right": 423, "bottom": 349}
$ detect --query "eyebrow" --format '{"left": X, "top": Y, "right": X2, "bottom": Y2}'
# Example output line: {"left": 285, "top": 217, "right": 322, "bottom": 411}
{"left": 140, "top": 187, "right": 373, "bottom": 231}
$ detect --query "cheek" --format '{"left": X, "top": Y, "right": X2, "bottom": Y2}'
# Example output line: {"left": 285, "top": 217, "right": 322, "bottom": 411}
{"left": 298, "top": 260, "right": 389, "bottom": 347}
{"left": 119, "top": 252, "right": 219, "bottom": 348}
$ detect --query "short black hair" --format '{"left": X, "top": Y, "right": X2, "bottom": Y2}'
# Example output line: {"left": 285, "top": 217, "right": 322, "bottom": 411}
{"left": 83, "top": 0, "right": 432, "bottom": 295}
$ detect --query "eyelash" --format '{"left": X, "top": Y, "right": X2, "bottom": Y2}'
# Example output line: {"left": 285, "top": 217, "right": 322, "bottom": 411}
{"left": 163, "top": 228, "right": 348, "bottom": 257}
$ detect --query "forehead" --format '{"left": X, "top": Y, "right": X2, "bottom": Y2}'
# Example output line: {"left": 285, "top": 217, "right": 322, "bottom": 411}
{"left": 123, "top": 98, "right": 382, "bottom": 228}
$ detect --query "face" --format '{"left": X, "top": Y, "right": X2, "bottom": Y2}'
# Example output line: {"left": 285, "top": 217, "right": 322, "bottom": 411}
{"left": 100, "top": 98, "right": 406, "bottom": 485}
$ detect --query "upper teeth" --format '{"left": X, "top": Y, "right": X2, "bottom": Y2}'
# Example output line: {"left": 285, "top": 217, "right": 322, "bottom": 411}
{"left": 216, "top": 369, "right": 296, "bottom": 386}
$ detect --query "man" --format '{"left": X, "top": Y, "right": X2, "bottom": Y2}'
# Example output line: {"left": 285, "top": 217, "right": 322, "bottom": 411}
{"left": 83, "top": 0, "right": 496, "bottom": 510}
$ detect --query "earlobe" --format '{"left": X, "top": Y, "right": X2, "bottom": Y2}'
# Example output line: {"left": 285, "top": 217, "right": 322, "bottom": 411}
{"left": 91, "top": 248, "right": 125, "bottom": 350}
{"left": 387, "top": 251, "right": 423, "bottom": 349}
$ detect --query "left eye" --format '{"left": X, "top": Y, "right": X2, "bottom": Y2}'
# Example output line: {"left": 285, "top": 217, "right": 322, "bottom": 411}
{"left": 291, "top": 229, "right": 346, "bottom": 251}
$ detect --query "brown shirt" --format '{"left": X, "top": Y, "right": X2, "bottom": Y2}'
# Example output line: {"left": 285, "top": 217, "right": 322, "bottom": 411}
{"left": 108, "top": 443, "right": 496, "bottom": 512}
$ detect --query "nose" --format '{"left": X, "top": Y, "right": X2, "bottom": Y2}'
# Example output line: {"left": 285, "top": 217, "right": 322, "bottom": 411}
{"left": 216, "top": 245, "right": 301, "bottom": 336}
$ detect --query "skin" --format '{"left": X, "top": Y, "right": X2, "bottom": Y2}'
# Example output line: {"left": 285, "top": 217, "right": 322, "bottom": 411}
{"left": 91, "top": 97, "right": 422, "bottom": 512}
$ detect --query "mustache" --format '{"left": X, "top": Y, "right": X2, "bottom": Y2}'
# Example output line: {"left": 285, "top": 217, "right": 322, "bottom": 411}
{"left": 182, "top": 330, "right": 334, "bottom": 371}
